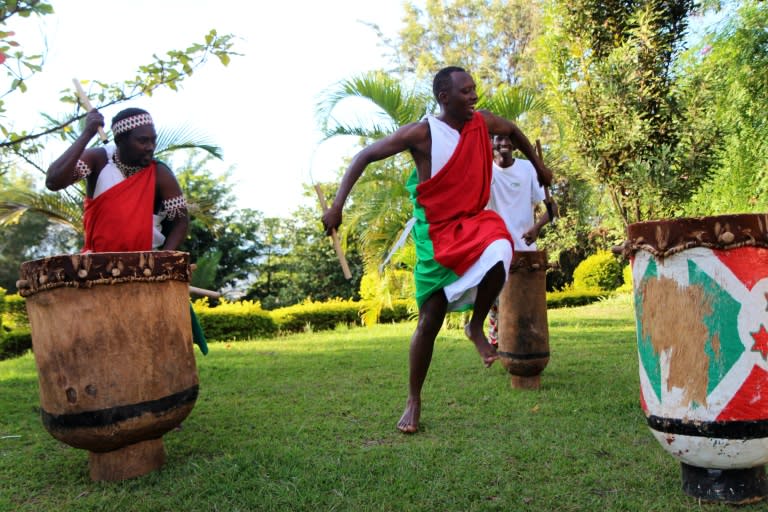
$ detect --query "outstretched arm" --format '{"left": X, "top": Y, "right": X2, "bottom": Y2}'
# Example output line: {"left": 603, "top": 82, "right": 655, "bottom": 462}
{"left": 480, "top": 110, "right": 553, "bottom": 187}
{"left": 46, "top": 110, "right": 106, "bottom": 191}
{"left": 156, "top": 163, "right": 189, "bottom": 250}
{"left": 322, "top": 121, "right": 428, "bottom": 234}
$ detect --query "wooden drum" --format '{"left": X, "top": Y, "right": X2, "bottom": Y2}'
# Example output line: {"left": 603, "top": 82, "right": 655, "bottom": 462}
{"left": 626, "top": 214, "right": 768, "bottom": 504}
{"left": 18, "top": 251, "right": 198, "bottom": 481}
{"left": 497, "top": 250, "right": 550, "bottom": 389}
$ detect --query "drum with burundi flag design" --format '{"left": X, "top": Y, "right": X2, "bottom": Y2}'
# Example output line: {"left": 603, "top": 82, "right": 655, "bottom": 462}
{"left": 627, "top": 214, "right": 768, "bottom": 504}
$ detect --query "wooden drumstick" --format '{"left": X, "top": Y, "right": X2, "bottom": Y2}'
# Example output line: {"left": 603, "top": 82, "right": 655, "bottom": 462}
{"left": 72, "top": 78, "right": 109, "bottom": 144}
{"left": 314, "top": 183, "right": 353, "bottom": 280}
{"left": 535, "top": 139, "right": 557, "bottom": 225}
{"left": 189, "top": 285, "right": 221, "bottom": 299}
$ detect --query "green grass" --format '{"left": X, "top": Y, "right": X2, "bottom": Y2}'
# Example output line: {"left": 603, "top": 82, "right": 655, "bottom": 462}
{"left": 0, "top": 297, "right": 746, "bottom": 511}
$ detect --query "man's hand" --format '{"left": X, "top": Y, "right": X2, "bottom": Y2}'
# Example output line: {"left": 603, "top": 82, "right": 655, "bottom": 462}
{"left": 84, "top": 110, "right": 105, "bottom": 139}
{"left": 322, "top": 205, "right": 342, "bottom": 236}
{"left": 522, "top": 226, "right": 540, "bottom": 246}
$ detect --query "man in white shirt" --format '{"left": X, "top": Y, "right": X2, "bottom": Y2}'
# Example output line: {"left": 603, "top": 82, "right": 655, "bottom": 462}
{"left": 486, "top": 133, "right": 553, "bottom": 346}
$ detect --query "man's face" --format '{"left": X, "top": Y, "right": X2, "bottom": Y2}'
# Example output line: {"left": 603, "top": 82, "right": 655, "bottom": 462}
{"left": 120, "top": 125, "right": 157, "bottom": 167}
{"left": 493, "top": 135, "right": 514, "bottom": 155}
{"left": 441, "top": 71, "right": 478, "bottom": 121}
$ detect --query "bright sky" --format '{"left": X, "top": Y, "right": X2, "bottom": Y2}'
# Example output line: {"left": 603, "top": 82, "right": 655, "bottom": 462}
{"left": 7, "top": 0, "right": 415, "bottom": 218}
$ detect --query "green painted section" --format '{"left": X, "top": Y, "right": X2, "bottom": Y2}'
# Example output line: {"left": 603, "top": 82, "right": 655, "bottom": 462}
{"left": 635, "top": 259, "right": 662, "bottom": 400}
{"left": 406, "top": 169, "right": 460, "bottom": 308}
{"left": 688, "top": 259, "right": 744, "bottom": 395}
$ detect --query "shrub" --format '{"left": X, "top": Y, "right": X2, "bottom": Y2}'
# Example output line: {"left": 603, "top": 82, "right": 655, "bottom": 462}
{"left": 546, "top": 289, "right": 610, "bottom": 308}
{"left": 378, "top": 299, "right": 415, "bottom": 323}
{"left": 572, "top": 251, "right": 623, "bottom": 291}
{"left": 0, "top": 328, "right": 32, "bottom": 360}
{"left": 3, "top": 294, "right": 28, "bottom": 330}
{"left": 193, "top": 300, "right": 277, "bottom": 341}
{"left": 271, "top": 299, "right": 362, "bottom": 334}
{"left": 616, "top": 264, "right": 633, "bottom": 293}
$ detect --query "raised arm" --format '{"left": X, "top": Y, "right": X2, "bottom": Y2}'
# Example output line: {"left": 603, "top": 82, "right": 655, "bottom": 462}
{"left": 480, "top": 110, "right": 553, "bottom": 187}
{"left": 46, "top": 110, "right": 106, "bottom": 191}
{"left": 156, "top": 162, "right": 189, "bottom": 250}
{"left": 322, "top": 121, "right": 428, "bottom": 234}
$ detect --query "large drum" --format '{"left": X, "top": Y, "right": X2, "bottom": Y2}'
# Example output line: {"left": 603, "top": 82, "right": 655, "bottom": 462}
{"left": 497, "top": 250, "right": 550, "bottom": 389}
{"left": 626, "top": 214, "right": 768, "bottom": 503}
{"left": 18, "top": 251, "right": 199, "bottom": 481}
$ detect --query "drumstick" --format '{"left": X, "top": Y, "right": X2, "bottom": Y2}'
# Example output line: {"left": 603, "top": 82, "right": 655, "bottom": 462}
{"left": 314, "top": 183, "right": 353, "bottom": 280}
{"left": 189, "top": 285, "right": 221, "bottom": 299}
{"left": 72, "top": 78, "right": 109, "bottom": 144}
{"left": 535, "top": 139, "right": 557, "bottom": 226}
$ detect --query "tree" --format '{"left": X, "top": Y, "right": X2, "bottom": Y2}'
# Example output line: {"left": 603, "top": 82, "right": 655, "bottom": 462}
{"left": 540, "top": 0, "right": 720, "bottom": 226}
{"left": 316, "top": 71, "right": 431, "bottom": 272}
{"left": 372, "top": 0, "right": 540, "bottom": 87}
{"left": 683, "top": 1, "right": 768, "bottom": 215}
{"left": 175, "top": 153, "right": 264, "bottom": 293}
{"left": 0, "top": 2, "right": 236, "bottom": 162}
{"left": 245, "top": 202, "right": 364, "bottom": 309}
{"left": 0, "top": 170, "right": 78, "bottom": 290}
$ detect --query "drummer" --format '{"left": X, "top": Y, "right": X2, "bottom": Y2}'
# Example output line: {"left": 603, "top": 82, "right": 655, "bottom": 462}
{"left": 46, "top": 108, "right": 188, "bottom": 252}
{"left": 486, "top": 133, "right": 554, "bottom": 347}
{"left": 46, "top": 108, "right": 207, "bottom": 356}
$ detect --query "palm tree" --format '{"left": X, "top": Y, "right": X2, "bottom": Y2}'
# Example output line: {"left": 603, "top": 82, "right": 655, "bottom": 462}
{"left": 316, "top": 71, "right": 431, "bottom": 263}
{"left": 316, "top": 71, "right": 432, "bottom": 322}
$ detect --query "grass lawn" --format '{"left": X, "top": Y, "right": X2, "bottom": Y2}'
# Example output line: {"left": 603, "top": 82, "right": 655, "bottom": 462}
{"left": 0, "top": 297, "right": 747, "bottom": 511}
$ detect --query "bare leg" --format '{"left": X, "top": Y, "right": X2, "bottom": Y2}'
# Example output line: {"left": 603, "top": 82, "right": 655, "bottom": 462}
{"left": 398, "top": 291, "right": 447, "bottom": 434}
{"left": 465, "top": 261, "right": 506, "bottom": 367}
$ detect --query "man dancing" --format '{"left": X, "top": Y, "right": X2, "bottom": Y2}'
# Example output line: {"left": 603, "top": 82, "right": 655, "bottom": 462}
{"left": 322, "top": 66, "right": 552, "bottom": 433}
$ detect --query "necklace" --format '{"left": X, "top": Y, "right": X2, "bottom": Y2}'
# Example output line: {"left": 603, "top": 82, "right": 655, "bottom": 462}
{"left": 113, "top": 150, "right": 143, "bottom": 178}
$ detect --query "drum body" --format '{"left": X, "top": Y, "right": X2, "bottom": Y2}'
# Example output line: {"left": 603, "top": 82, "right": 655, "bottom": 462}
{"left": 498, "top": 250, "right": 550, "bottom": 389}
{"left": 627, "top": 214, "right": 768, "bottom": 503}
{"left": 18, "top": 251, "right": 198, "bottom": 481}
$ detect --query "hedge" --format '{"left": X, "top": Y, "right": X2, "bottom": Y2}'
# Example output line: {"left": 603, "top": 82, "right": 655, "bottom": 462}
{"left": 0, "top": 291, "right": 612, "bottom": 354}
{"left": 377, "top": 299, "right": 414, "bottom": 324}
{"left": 546, "top": 289, "right": 612, "bottom": 308}
{"left": 3, "top": 293, "right": 28, "bottom": 330}
{"left": 193, "top": 300, "right": 277, "bottom": 341}
{"left": 271, "top": 299, "right": 362, "bottom": 334}
{"left": 0, "top": 329, "right": 32, "bottom": 361}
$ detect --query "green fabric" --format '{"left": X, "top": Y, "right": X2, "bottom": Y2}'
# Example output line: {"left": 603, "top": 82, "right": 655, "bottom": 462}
{"left": 406, "top": 169, "right": 460, "bottom": 308}
{"left": 190, "top": 303, "right": 208, "bottom": 355}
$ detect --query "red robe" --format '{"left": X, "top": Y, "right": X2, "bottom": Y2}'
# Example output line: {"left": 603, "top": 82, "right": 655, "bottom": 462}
{"left": 407, "top": 112, "right": 512, "bottom": 306}
{"left": 83, "top": 163, "right": 156, "bottom": 252}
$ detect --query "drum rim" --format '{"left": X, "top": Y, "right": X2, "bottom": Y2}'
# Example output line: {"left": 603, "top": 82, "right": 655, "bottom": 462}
{"left": 620, "top": 213, "right": 768, "bottom": 259}
{"left": 17, "top": 250, "right": 190, "bottom": 297}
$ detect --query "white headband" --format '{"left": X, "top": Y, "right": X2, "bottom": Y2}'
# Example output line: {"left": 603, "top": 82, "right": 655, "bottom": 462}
{"left": 112, "top": 113, "right": 154, "bottom": 136}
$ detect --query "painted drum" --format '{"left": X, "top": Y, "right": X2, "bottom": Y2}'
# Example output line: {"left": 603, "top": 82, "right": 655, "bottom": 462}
{"left": 498, "top": 250, "right": 550, "bottom": 389}
{"left": 626, "top": 213, "right": 768, "bottom": 504}
{"left": 18, "top": 251, "right": 198, "bottom": 481}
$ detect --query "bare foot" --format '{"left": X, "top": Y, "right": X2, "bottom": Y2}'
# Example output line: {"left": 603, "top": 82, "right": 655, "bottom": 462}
{"left": 465, "top": 323, "right": 499, "bottom": 368}
{"left": 397, "top": 398, "right": 420, "bottom": 433}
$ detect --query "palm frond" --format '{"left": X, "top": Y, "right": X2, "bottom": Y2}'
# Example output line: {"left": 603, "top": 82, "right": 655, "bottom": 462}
{"left": 0, "top": 187, "right": 83, "bottom": 232}
{"left": 317, "top": 71, "right": 430, "bottom": 138}
{"left": 479, "top": 85, "right": 552, "bottom": 121}
{"left": 155, "top": 125, "right": 223, "bottom": 160}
